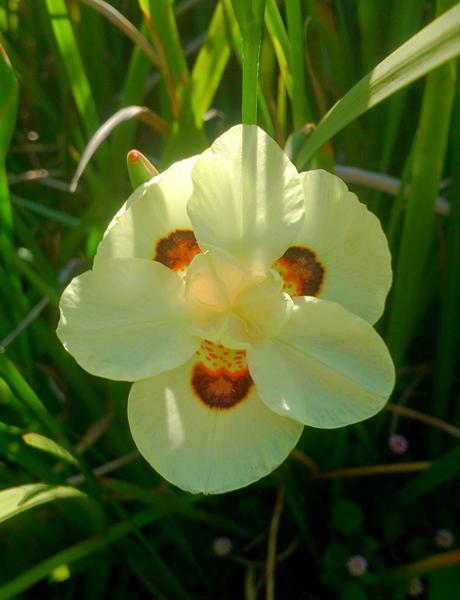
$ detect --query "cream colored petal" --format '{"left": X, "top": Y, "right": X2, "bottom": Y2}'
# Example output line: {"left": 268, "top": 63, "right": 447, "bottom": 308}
{"left": 247, "top": 296, "right": 395, "bottom": 428}
{"left": 57, "top": 258, "right": 199, "bottom": 381}
{"left": 128, "top": 359, "right": 303, "bottom": 494}
{"left": 296, "top": 169, "right": 392, "bottom": 324}
{"left": 187, "top": 124, "right": 304, "bottom": 275}
{"left": 95, "top": 156, "right": 199, "bottom": 270}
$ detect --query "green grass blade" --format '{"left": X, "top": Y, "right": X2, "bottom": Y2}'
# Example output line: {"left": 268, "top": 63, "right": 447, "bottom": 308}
{"left": 432, "top": 80, "right": 460, "bottom": 437}
{"left": 22, "top": 433, "right": 79, "bottom": 466}
{"left": 295, "top": 3, "right": 460, "bottom": 167}
{"left": 79, "top": 0, "right": 159, "bottom": 66}
{"left": 0, "top": 483, "right": 86, "bottom": 525}
{"left": 190, "top": 1, "right": 232, "bottom": 126}
{"left": 0, "top": 46, "right": 21, "bottom": 288}
{"left": 0, "top": 44, "right": 30, "bottom": 364}
{"left": 265, "top": 0, "right": 292, "bottom": 96}
{"left": 11, "top": 194, "right": 80, "bottom": 228}
{"left": 139, "top": 0, "right": 189, "bottom": 119}
{"left": 386, "top": 43, "right": 457, "bottom": 366}
{"left": 45, "top": 0, "right": 100, "bottom": 138}
{"left": 0, "top": 426, "right": 63, "bottom": 483}
{"left": 231, "top": 0, "right": 266, "bottom": 124}
{"left": 110, "top": 26, "right": 153, "bottom": 163}
{"left": 285, "top": 0, "right": 312, "bottom": 127}
{"left": 0, "top": 506, "right": 179, "bottom": 600}
{"left": 391, "top": 444, "right": 460, "bottom": 508}
{"left": 0, "top": 353, "right": 69, "bottom": 447}
{"left": 378, "top": 0, "right": 424, "bottom": 172}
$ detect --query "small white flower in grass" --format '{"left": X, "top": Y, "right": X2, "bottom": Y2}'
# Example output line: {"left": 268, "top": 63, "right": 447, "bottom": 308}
{"left": 434, "top": 528, "right": 455, "bottom": 549}
{"left": 407, "top": 577, "right": 424, "bottom": 597}
{"left": 346, "top": 554, "right": 368, "bottom": 577}
{"left": 212, "top": 536, "right": 233, "bottom": 556}
{"left": 388, "top": 433, "right": 409, "bottom": 455}
{"left": 57, "top": 125, "right": 395, "bottom": 494}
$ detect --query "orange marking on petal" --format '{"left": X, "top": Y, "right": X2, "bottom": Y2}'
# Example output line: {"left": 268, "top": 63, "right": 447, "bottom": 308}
{"left": 154, "top": 229, "right": 200, "bottom": 272}
{"left": 273, "top": 246, "right": 325, "bottom": 297}
{"left": 191, "top": 340, "right": 254, "bottom": 410}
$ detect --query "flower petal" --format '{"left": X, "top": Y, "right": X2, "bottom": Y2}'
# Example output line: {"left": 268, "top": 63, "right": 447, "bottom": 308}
{"left": 95, "top": 157, "right": 200, "bottom": 274}
{"left": 128, "top": 356, "right": 303, "bottom": 494}
{"left": 187, "top": 124, "right": 304, "bottom": 275}
{"left": 247, "top": 296, "right": 395, "bottom": 428}
{"left": 275, "top": 170, "right": 392, "bottom": 324}
{"left": 57, "top": 258, "right": 199, "bottom": 381}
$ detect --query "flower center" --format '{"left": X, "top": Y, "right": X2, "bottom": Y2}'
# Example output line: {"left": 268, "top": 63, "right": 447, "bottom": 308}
{"left": 185, "top": 249, "right": 293, "bottom": 348}
{"left": 154, "top": 229, "right": 200, "bottom": 274}
{"left": 191, "top": 340, "right": 254, "bottom": 410}
{"left": 273, "top": 245, "right": 325, "bottom": 296}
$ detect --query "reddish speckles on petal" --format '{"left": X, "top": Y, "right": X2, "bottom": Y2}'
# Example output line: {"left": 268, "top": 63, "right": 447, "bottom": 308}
{"left": 273, "top": 246, "right": 325, "bottom": 297}
{"left": 191, "top": 341, "right": 254, "bottom": 410}
{"left": 154, "top": 229, "right": 200, "bottom": 272}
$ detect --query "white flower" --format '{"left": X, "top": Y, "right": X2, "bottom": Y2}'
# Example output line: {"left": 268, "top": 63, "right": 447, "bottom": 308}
{"left": 57, "top": 125, "right": 394, "bottom": 494}
{"left": 346, "top": 554, "right": 368, "bottom": 577}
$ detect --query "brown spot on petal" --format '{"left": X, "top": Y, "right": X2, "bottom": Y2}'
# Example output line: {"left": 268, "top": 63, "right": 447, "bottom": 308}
{"left": 191, "top": 341, "right": 253, "bottom": 410}
{"left": 154, "top": 229, "right": 200, "bottom": 272}
{"left": 273, "top": 246, "right": 325, "bottom": 297}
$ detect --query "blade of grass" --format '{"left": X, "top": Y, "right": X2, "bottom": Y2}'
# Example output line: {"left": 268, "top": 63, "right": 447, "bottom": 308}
{"left": 11, "top": 194, "right": 80, "bottom": 228}
{"left": 0, "top": 483, "right": 86, "bottom": 524}
{"left": 70, "top": 105, "right": 169, "bottom": 192}
{"left": 45, "top": 0, "right": 100, "bottom": 139}
{"left": 285, "top": 0, "right": 312, "bottom": 128}
{"left": 78, "top": 0, "right": 159, "bottom": 66}
{"left": 295, "top": 3, "right": 460, "bottom": 167}
{"left": 0, "top": 427, "right": 63, "bottom": 483}
{"left": 222, "top": 0, "right": 274, "bottom": 135}
{"left": 231, "top": 0, "right": 266, "bottom": 124}
{"left": 391, "top": 443, "right": 460, "bottom": 508}
{"left": 0, "top": 506, "right": 185, "bottom": 600}
{"left": 432, "top": 79, "right": 460, "bottom": 443}
{"left": 388, "top": 549, "right": 460, "bottom": 580}
{"left": 386, "top": 2, "right": 457, "bottom": 367}
{"left": 110, "top": 24, "right": 153, "bottom": 164}
{"left": 265, "top": 0, "right": 292, "bottom": 96}
{"left": 190, "top": 1, "right": 232, "bottom": 126}
{"left": 0, "top": 43, "right": 32, "bottom": 365}
{"left": 0, "top": 352, "right": 69, "bottom": 447}
{"left": 139, "top": 0, "right": 189, "bottom": 120}
{"left": 22, "top": 433, "right": 79, "bottom": 466}
{"left": 378, "top": 0, "right": 424, "bottom": 172}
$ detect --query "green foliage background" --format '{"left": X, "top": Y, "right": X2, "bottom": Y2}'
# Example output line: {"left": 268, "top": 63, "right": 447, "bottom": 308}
{"left": 1, "top": 0, "right": 460, "bottom": 598}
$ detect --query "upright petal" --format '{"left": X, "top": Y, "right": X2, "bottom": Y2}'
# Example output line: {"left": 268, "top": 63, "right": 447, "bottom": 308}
{"left": 187, "top": 125, "right": 305, "bottom": 275}
{"left": 128, "top": 355, "right": 303, "bottom": 494}
{"left": 57, "top": 258, "right": 199, "bottom": 381}
{"left": 274, "top": 170, "right": 392, "bottom": 324}
{"left": 247, "top": 296, "right": 395, "bottom": 428}
{"left": 95, "top": 157, "right": 200, "bottom": 275}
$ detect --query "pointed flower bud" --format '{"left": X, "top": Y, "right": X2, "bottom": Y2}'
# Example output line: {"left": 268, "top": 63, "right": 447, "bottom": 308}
{"left": 127, "top": 149, "right": 159, "bottom": 190}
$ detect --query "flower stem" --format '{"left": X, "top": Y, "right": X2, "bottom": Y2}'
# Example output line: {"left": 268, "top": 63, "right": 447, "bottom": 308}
{"left": 314, "top": 461, "right": 430, "bottom": 480}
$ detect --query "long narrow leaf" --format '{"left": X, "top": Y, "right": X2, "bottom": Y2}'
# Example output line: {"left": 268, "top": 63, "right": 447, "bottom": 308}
{"left": 0, "top": 483, "right": 86, "bottom": 525}
{"left": 295, "top": 3, "right": 460, "bottom": 166}
{"left": 191, "top": 2, "right": 232, "bottom": 126}
{"left": 45, "top": 0, "right": 100, "bottom": 137}
{"left": 386, "top": 46, "right": 456, "bottom": 366}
